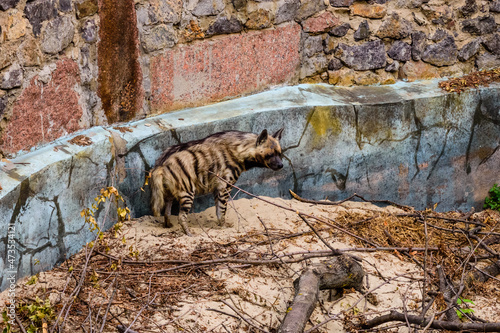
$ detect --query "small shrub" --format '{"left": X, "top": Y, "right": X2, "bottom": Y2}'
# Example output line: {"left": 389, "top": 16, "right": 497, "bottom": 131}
{"left": 484, "top": 184, "right": 500, "bottom": 211}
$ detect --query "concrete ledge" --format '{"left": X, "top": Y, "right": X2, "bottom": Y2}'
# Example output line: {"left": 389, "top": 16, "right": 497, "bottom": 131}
{"left": 2, "top": 80, "right": 500, "bottom": 290}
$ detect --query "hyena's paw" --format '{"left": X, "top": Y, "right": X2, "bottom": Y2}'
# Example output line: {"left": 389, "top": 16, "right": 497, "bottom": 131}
{"left": 164, "top": 217, "right": 174, "bottom": 228}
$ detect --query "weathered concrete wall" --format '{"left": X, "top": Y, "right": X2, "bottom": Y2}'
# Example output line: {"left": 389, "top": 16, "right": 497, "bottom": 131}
{"left": 1, "top": 81, "right": 500, "bottom": 290}
{"left": 1, "top": 0, "right": 500, "bottom": 155}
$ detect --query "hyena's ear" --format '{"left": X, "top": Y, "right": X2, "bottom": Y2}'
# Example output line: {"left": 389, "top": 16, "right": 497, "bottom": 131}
{"left": 256, "top": 129, "right": 268, "bottom": 146}
{"left": 272, "top": 128, "right": 284, "bottom": 140}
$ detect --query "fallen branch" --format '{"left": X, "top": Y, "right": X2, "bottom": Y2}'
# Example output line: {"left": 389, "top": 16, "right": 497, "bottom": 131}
{"left": 278, "top": 255, "right": 365, "bottom": 333}
{"left": 362, "top": 310, "right": 500, "bottom": 332}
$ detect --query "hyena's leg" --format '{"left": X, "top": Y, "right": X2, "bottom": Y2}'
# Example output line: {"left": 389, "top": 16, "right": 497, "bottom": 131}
{"left": 214, "top": 185, "right": 231, "bottom": 226}
{"left": 178, "top": 192, "right": 194, "bottom": 236}
{"left": 163, "top": 199, "right": 173, "bottom": 228}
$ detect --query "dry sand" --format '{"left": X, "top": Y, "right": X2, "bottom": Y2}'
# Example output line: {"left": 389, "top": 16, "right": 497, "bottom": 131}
{"left": 1, "top": 195, "right": 499, "bottom": 332}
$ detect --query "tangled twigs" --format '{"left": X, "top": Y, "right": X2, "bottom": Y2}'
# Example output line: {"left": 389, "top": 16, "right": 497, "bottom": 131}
{"left": 361, "top": 310, "right": 500, "bottom": 332}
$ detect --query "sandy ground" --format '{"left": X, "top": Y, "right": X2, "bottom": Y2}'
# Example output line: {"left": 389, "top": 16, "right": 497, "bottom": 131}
{"left": 1, "top": 195, "right": 499, "bottom": 332}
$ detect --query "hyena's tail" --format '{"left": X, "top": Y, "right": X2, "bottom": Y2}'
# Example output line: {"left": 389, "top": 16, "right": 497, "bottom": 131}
{"left": 151, "top": 167, "right": 166, "bottom": 216}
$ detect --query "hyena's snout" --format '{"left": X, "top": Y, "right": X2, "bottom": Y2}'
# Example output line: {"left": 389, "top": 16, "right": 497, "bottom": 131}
{"left": 268, "top": 155, "right": 283, "bottom": 170}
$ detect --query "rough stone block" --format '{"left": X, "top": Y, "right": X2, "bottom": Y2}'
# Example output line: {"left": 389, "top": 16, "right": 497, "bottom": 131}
{"left": 303, "top": 34, "right": 323, "bottom": 57}
{"left": 75, "top": 0, "right": 97, "bottom": 18}
{"left": 421, "top": 36, "right": 457, "bottom": 67}
{"left": 206, "top": 17, "right": 243, "bottom": 36}
{"left": 2, "top": 59, "right": 83, "bottom": 153}
{"left": 140, "top": 24, "right": 177, "bottom": 53}
{"left": 354, "top": 20, "right": 370, "bottom": 41}
{"left": 402, "top": 60, "right": 440, "bottom": 81}
{"left": 375, "top": 13, "right": 412, "bottom": 39}
{"left": 482, "top": 34, "right": 500, "bottom": 56}
{"left": 458, "top": 39, "right": 480, "bottom": 61}
{"left": 24, "top": 0, "right": 57, "bottom": 36}
{"left": 146, "top": 0, "right": 182, "bottom": 24}
{"left": 150, "top": 23, "right": 301, "bottom": 112}
{"left": 350, "top": 3, "right": 387, "bottom": 19}
{"left": 191, "top": 0, "right": 224, "bottom": 17}
{"left": 335, "top": 40, "right": 386, "bottom": 71}
{"left": 0, "top": 9, "right": 28, "bottom": 40}
{"left": 461, "top": 15, "right": 497, "bottom": 35}
{"left": 296, "top": 0, "right": 326, "bottom": 21}
{"left": 275, "top": 0, "right": 300, "bottom": 24}
{"left": 0, "top": 0, "right": 20, "bottom": 10}
{"left": 328, "top": 22, "right": 350, "bottom": 37}
{"left": 41, "top": 16, "right": 75, "bottom": 54}
{"left": 300, "top": 54, "right": 327, "bottom": 79}
{"left": 388, "top": 41, "right": 411, "bottom": 62}
{"left": 0, "top": 63, "right": 23, "bottom": 89}
{"left": 0, "top": 40, "right": 19, "bottom": 70}
{"left": 80, "top": 19, "right": 97, "bottom": 43}
{"left": 491, "top": 1, "right": 500, "bottom": 12}
{"left": 302, "top": 11, "right": 340, "bottom": 34}
{"left": 411, "top": 31, "right": 427, "bottom": 61}
{"left": 245, "top": 8, "right": 273, "bottom": 29}
{"left": 329, "top": 0, "right": 353, "bottom": 7}
{"left": 476, "top": 52, "right": 500, "bottom": 70}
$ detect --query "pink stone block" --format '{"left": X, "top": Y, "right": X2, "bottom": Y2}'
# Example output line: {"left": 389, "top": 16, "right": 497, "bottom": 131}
{"left": 150, "top": 22, "right": 301, "bottom": 113}
{"left": 2, "top": 59, "right": 83, "bottom": 153}
{"left": 302, "top": 11, "right": 341, "bottom": 34}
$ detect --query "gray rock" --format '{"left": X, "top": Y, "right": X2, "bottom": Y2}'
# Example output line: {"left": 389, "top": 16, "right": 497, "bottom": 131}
{"left": 422, "top": 36, "right": 457, "bottom": 66}
{"left": 24, "top": 0, "right": 58, "bottom": 36}
{"left": 475, "top": 52, "right": 500, "bottom": 70}
{"left": 375, "top": 13, "right": 412, "bottom": 39}
{"left": 140, "top": 24, "right": 176, "bottom": 53}
{"left": 0, "top": 0, "right": 20, "bottom": 10}
{"left": 300, "top": 54, "right": 327, "bottom": 79}
{"left": 329, "top": 0, "right": 354, "bottom": 7}
{"left": 328, "top": 58, "right": 343, "bottom": 71}
{"left": 461, "top": 15, "right": 497, "bottom": 35}
{"left": 430, "top": 29, "right": 449, "bottom": 42}
{"left": 388, "top": 41, "right": 411, "bottom": 62}
{"left": 0, "top": 95, "right": 6, "bottom": 117}
{"left": 41, "top": 16, "right": 75, "bottom": 54}
{"left": 482, "top": 34, "right": 500, "bottom": 55}
{"left": 192, "top": 0, "right": 224, "bottom": 17}
{"left": 335, "top": 40, "right": 387, "bottom": 70}
{"left": 385, "top": 60, "right": 399, "bottom": 72}
{"left": 328, "top": 23, "right": 350, "bottom": 37}
{"left": 146, "top": 0, "right": 182, "bottom": 25}
{"left": 354, "top": 20, "right": 370, "bottom": 41}
{"left": 459, "top": 0, "right": 477, "bottom": 17}
{"left": 458, "top": 39, "right": 480, "bottom": 61}
{"left": 0, "top": 64, "right": 23, "bottom": 89}
{"left": 80, "top": 19, "right": 97, "bottom": 43}
{"left": 232, "top": 0, "right": 246, "bottom": 11}
{"left": 491, "top": 1, "right": 500, "bottom": 13}
{"left": 58, "top": 0, "right": 71, "bottom": 11}
{"left": 296, "top": 0, "right": 326, "bottom": 21}
{"left": 411, "top": 31, "right": 427, "bottom": 61}
{"left": 303, "top": 35, "right": 323, "bottom": 57}
{"left": 275, "top": 0, "right": 300, "bottom": 25}
{"left": 206, "top": 17, "right": 243, "bottom": 36}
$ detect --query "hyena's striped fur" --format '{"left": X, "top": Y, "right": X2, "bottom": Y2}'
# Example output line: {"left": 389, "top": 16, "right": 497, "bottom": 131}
{"left": 151, "top": 128, "right": 284, "bottom": 236}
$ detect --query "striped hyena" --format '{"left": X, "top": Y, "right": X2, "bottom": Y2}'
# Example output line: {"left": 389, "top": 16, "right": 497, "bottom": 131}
{"left": 150, "top": 128, "right": 284, "bottom": 236}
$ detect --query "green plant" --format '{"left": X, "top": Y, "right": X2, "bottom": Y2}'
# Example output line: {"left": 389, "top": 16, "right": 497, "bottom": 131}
{"left": 17, "top": 297, "right": 55, "bottom": 333}
{"left": 484, "top": 184, "right": 500, "bottom": 211}
{"left": 2, "top": 311, "right": 12, "bottom": 333}
{"left": 455, "top": 298, "right": 475, "bottom": 320}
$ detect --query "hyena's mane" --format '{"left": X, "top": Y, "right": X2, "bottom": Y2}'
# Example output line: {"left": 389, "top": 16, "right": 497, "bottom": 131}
{"left": 154, "top": 131, "right": 256, "bottom": 167}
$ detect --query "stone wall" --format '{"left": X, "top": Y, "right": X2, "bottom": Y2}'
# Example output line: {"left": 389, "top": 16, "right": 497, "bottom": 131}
{"left": 0, "top": 0, "right": 499, "bottom": 155}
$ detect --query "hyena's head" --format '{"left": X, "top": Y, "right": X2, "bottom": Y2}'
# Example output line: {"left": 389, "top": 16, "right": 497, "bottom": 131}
{"left": 255, "top": 128, "right": 284, "bottom": 171}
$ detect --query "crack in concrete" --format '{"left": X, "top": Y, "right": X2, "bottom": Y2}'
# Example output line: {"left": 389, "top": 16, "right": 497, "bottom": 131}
{"left": 426, "top": 127, "right": 451, "bottom": 181}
